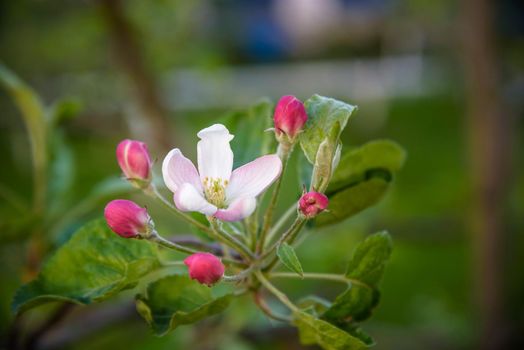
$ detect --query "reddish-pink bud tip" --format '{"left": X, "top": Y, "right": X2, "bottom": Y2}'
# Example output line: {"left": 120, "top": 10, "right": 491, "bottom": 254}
{"left": 184, "top": 252, "right": 225, "bottom": 286}
{"left": 104, "top": 199, "right": 151, "bottom": 238}
{"left": 116, "top": 139, "right": 152, "bottom": 182}
{"left": 299, "top": 191, "right": 329, "bottom": 218}
{"left": 273, "top": 95, "right": 307, "bottom": 141}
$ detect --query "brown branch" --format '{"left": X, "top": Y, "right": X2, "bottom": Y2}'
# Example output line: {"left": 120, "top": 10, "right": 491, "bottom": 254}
{"left": 24, "top": 303, "right": 75, "bottom": 350}
{"left": 98, "top": 0, "right": 172, "bottom": 151}
{"left": 461, "top": 0, "right": 514, "bottom": 349}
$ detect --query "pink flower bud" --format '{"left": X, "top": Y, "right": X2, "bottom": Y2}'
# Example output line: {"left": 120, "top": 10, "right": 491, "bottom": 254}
{"left": 184, "top": 252, "right": 225, "bottom": 286}
{"left": 104, "top": 199, "right": 152, "bottom": 238}
{"left": 299, "top": 191, "right": 329, "bottom": 218}
{"left": 116, "top": 139, "right": 152, "bottom": 183}
{"left": 273, "top": 95, "right": 307, "bottom": 141}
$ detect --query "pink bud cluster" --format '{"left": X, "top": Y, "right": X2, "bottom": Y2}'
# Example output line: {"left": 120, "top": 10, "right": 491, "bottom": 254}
{"left": 116, "top": 139, "right": 152, "bottom": 186}
{"left": 184, "top": 252, "right": 225, "bottom": 286}
{"left": 273, "top": 95, "right": 307, "bottom": 143}
{"left": 104, "top": 199, "right": 152, "bottom": 238}
{"left": 299, "top": 191, "right": 329, "bottom": 219}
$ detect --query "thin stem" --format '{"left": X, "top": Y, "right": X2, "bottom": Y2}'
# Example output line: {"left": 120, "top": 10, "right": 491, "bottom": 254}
{"left": 222, "top": 265, "right": 256, "bottom": 282}
{"left": 255, "top": 271, "right": 298, "bottom": 312}
{"left": 147, "top": 185, "right": 213, "bottom": 234}
{"left": 261, "top": 217, "right": 306, "bottom": 266}
{"left": 257, "top": 145, "right": 291, "bottom": 253}
{"left": 264, "top": 204, "right": 297, "bottom": 248}
{"left": 270, "top": 272, "right": 348, "bottom": 284}
{"left": 160, "top": 260, "right": 185, "bottom": 267}
{"left": 245, "top": 213, "right": 258, "bottom": 251}
{"left": 253, "top": 292, "right": 292, "bottom": 322}
{"left": 150, "top": 232, "right": 199, "bottom": 255}
{"left": 209, "top": 219, "right": 255, "bottom": 262}
{"left": 269, "top": 272, "right": 372, "bottom": 289}
{"left": 150, "top": 232, "right": 245, "bottom": 267}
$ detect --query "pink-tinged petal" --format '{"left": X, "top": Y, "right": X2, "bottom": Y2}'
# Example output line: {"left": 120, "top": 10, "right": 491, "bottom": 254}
{"left": 226, "top": 154, "right": 282, "bottom": 201}
{"left": 273, "top": 95, "right": 307, "bottom": 139}
{"left": 197, "top": 124, "right": 234, "bottom": 182}
{"left": 299, "top": 191, "right": 329, "bottom": 218}
{"left": 162, "top": 148, "right": 202, "bottom": 193}
{"left": 104, "top": 199, "right": 151, "bottom": 238}
{"left": 174, "top": 183, "right": 217, "bottom": 216}
{"left": 184, "top": 252, "right": 224, "bottom": 286}
{"left": 214, "top": 197, "right": 256, "bottom": 222}
{"left": 116, "top": 139, "right": 151, "bottom": 181}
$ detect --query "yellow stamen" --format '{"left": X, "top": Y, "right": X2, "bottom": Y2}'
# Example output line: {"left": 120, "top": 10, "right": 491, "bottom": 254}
{"left": 203, "top": 177, "right": 227, "bottom": 208}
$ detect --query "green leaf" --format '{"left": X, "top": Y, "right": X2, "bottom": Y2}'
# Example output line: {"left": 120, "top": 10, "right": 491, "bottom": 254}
{"left": 48, "top": 131, "right": 75, "bottom": 215}
{"left": 316, "top": 177, "right": 389, "bottom": 226}
{"left": 222, "top": 99, "right": 276, "bottom": 167}
{"left": 12, "top": 219, "right": 160, "bottom": 314}
{"left": 316, "top": 140, "right": 406, "bottom": 226}
{"left": 299, "top": 95, "right": 357, "bottom": 164}
{"left": 345, "top": 231, "right": 393, "bottom": 286}
{"left": 323, "top": 283, "right": 380, "bottom": 323}
{"left": 135, "top": 275, "right": 233, "bottom": 336}
{"left": 276, "top": 243, "right": 304, "bottom": 277}
{"left": 323, "top": 232, "right": 392, "bottom": 324}
{"left": 0, "top": 64, "right": 48, "bottom": 210}
{"left": 344, "top": 325, "right": 376, "bottom": 347}
{"left": 329, "top": 140, "right": 406, "bottom": 193}
{"left": 292, "top": 310, "right": 369, "bottom": 350}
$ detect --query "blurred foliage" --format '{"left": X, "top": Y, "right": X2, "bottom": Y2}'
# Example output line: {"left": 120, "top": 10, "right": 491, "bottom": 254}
{"left": 1, "top": 0, "right": 523, "bottom": 349}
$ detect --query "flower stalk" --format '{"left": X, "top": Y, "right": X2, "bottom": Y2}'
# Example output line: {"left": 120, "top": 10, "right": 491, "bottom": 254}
{"left": 257, "top": 144, "right": 291, "bottom": 254}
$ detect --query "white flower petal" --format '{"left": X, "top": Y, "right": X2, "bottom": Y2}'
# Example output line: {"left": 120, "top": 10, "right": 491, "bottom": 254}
{"left": 226, "top": 154, "right": 282, "bottom": 202}
{"left": 197, "top": 124, "right": 234, "bottom": 182}
{"left": 173, "top": 183, "right": 217, "bottom": 216}
{"left": 214, "top": 197, "right": 256, "bottom": 222}
{"left": 162, "top": 149, "right": 202, "bottom": 193}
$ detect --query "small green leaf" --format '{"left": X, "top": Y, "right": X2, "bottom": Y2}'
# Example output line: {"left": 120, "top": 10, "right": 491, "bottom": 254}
{"left": 276, "top": 243, "right": 304, "bottom": 277}
{"left": 222, "top": 99, "right": 276, "bottom": 167}
{"left": 292, "top": 310, "right": 369, "bottom": 350}
{"left": 323, "top": 232, "right": 392, "bottom": 324}
{"left": 12, "top": 219, "right": 160, "bottom": 314}
{"left": 135, "top": 275, "right": 233, "bottom": 336}
{"left": 299, "top": 95, "right": 357, "bottom": 164}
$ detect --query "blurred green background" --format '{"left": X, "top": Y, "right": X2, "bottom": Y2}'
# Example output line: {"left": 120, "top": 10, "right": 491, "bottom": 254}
{"left": 1, "top": 0, "right": 523, "bottom": 349}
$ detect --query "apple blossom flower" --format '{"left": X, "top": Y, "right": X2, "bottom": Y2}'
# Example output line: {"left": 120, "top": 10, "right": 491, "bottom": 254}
{"left": 162, "top": 124, "right": 282, "bottom": 222}
{"left": 116, "top": 139, "right": 152, "bottom": 185}
{"left": 184, "top": 252, "right": 225, "bottom": 286}
{"left": 104, "top": 199, "right": 152, "bottom": 238}
{"left": 299, "top": 191, "right": 329, "bottom": 218}
{"left": 273, "top": 95, "right": 308, "bottom": 142}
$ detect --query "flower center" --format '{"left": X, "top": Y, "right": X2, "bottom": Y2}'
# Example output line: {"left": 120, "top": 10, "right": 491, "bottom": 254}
{"left": 203, "top": 177, "right": 228, "bottom": 208}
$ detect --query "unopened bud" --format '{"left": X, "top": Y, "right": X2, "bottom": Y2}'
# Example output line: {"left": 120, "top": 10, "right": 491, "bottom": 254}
{"left": 104, "top": 199, "right": 153, "bottom": 238}
{"left": 116, "top": 139, "right": 152, "bottom": 187}
{"left": 299, "top": 192, "right": 329, "bottom": 219}
{"left": 184, "top": 252, "right": 225, "bottom": 286}
{"left": 274, "top": 95, "right": 307, "bottom": 143}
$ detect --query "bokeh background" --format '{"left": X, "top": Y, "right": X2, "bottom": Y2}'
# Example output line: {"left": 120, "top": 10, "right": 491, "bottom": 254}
{"left": 1, "top": 0, "right": 523, "bottom": 349}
